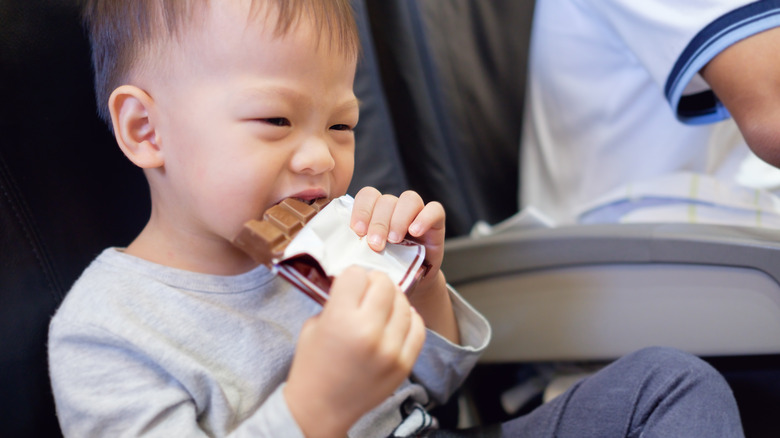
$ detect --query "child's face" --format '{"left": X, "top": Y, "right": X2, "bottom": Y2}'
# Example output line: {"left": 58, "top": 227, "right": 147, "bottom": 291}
{"left": 138, "top": 3, "right": 358, "bottom": 267}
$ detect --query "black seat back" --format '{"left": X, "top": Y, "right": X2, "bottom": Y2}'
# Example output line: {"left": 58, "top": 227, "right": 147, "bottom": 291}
{"left": 1, "top": 2, "right": 149, "bottom": 434}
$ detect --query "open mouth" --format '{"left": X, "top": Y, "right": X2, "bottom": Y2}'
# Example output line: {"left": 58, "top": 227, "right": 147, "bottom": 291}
{"left": 288, "top": 196, "right": 327, "bottom": 206}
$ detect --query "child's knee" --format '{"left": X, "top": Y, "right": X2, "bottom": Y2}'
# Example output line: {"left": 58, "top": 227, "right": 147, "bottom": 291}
{"left": 629, "top": 346, "right": 699, "bottom": 365}
{"left": 626, "top": 346, "right": 727, "bottom": 389}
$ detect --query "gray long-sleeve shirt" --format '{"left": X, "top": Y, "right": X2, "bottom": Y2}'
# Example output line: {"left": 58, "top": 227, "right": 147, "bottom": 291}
{"left": 48, "top": 248, "right": 491, "bottom": 437}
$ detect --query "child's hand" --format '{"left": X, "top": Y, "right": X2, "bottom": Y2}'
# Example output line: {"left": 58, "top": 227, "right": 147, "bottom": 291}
{"left": 349, "top": 187, "right": 459, "bottom": 345}
{"left": 349, "top": 187, "right": 446, "bottom": 287}
{"left": 284, "top": 266, "right": 426, "bottom": 438}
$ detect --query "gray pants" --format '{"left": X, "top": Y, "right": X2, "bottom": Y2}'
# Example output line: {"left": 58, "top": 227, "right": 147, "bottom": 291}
{"left": 431, "top": 347, "right": 744, "bottom": 438}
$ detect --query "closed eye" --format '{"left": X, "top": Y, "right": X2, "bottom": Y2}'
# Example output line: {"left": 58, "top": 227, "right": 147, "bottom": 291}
{"left": 260, "top": 118, "right": 291, "bottom": 127}
{"left": 330, "top": 124, "right": 353, "bottom": 131}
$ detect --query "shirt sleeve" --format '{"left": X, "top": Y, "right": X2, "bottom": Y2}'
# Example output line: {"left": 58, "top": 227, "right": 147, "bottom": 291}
{"left": 587, "top": 0, "right": 780, "bottom": 124}
{"left": 410, "top": 285, "right": 492, "bottom": 404}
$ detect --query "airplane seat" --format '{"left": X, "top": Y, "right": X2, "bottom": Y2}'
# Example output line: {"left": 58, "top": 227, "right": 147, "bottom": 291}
{"left": 0, "top": 2, "right": 150, "bottom": 435}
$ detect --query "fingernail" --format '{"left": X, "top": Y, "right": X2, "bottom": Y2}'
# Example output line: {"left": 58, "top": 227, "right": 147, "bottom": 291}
{"left": 388, "top": 231, "right": 400, "bottom": 243}
{"left": 353, "top": 220, "right": 367, "bottom": 235}
{"left": 369, "top": 234, "right": 383, "bottom": 248}
{"left": 409, "top": 222, "right": 422, "bottom": 236}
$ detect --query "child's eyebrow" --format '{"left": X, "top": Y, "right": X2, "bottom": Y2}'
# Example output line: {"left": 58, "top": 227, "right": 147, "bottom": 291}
{"left": 234, "top": 86, "right": 310, "bottom": 105}
{"left": 234, "top": 87, "right": 359, "bottom": 113}
{"left": 334, "top": 97, "right": 360, "bottom": 114}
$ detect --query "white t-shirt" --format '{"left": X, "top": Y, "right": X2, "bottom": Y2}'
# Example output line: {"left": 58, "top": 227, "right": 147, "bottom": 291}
{"left": 520, "top": 0, "right": 780, "bottom": 224}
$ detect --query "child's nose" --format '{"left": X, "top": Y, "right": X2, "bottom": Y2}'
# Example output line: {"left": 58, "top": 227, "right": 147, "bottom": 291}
{"left": 289, "top": 135, "right": 336, "bottom": 175}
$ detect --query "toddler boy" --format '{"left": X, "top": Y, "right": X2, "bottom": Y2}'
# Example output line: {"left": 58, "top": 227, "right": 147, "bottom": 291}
{"left": 49, "top": 1, "right": 488, "bottom": 436}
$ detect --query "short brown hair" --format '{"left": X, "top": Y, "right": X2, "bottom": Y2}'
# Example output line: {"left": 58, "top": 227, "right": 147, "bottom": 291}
{"left": 81, "top": 0, "right": 360, "bottom": 125}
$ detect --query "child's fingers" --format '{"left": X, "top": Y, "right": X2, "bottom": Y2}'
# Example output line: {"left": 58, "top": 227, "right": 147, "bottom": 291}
{"left": 327, "top": 265, "right": 370, "bottom": 310}
{"left": 351, "top": 186, "right": 381, "bottom": 237}
{"left": 381, "top": 286, "right": 415, "bottom": 356}
{"left": 387, "top": 191, "right": 425, "bottom": 244}
{"left": 398, "top": 307, "right": 426, "bottom": 369}
{"left": 358, "top": 270, "right": 398, "bottom": 324}
{"left": 364, "top": 194, "right": 398, "bottom": 251}
{"left": 408, "top": 201, "right": 446, "bottom": 238}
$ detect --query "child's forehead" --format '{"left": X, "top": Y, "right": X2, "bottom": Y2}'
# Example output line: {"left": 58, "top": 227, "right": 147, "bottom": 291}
{"left": 177, "top": 1, "right": 281, "bottom": 37}
{"left": 148, "top": 3, "right": 299, "bottom": 64}
{"left": 179, "top": 2, "right": 321, "bottom": 36}
{"left": 133, "top": 1, "right": 358, "bottom": 87}
{"left": 170, "top": 1, "right": 354, "bottom": 57}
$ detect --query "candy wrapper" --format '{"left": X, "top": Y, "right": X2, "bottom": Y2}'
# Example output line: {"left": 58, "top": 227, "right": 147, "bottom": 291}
{"left": 234, "top": 195, "right": 428, "bottom": 305}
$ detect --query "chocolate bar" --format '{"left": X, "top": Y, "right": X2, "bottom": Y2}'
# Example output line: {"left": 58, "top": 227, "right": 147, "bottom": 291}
{"left": 233, "top": 195, "right": 429, "bottom": 306}
{"left": 233, "top": 197, "right": 331, "bottom": 266}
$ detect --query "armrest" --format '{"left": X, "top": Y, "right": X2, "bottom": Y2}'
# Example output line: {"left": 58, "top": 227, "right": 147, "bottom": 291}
{"left": 444, "top": 223, "right": 780, "bottom": 286}
{"left": 443, "top": 223, "right": 780, "bottom": 362}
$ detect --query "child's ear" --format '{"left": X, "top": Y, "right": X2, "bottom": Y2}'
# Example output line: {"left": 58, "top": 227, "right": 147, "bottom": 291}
{"left": 108, "top": 85, "right": 163, "bottom": 169}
